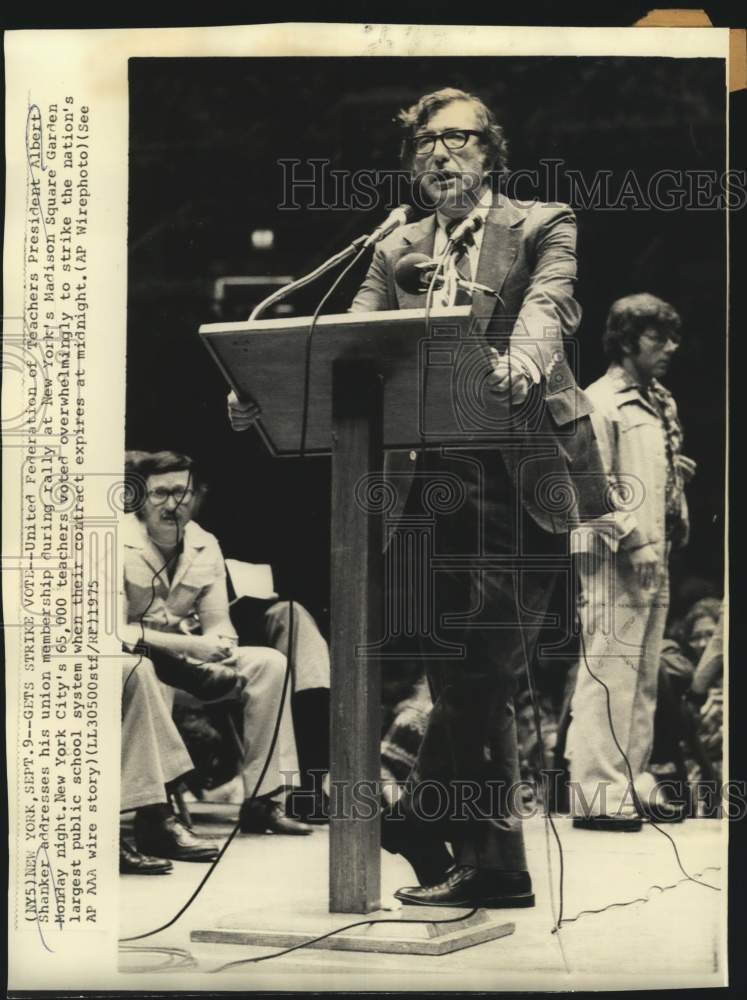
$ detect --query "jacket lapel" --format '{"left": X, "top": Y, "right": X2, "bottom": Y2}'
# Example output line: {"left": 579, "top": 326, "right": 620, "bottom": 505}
{"left": 471, "top": 195, "right": 525, "bottom": 323}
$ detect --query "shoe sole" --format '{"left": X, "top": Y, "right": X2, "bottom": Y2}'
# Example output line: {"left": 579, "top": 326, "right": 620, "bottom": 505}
{"left": 394, "top": 891, "right": 535, "bottom": 909}
{"left": 120, "top": 868, "right": 173, "bottom": 875}
{"left": 137, "top": 850, "right": 219, "bottom": 862}
{"left": 174, "top": 853, "right": 220, "bottom": 862}
{"left": 239, "top": 824, "right": 313, "bottom": 835}
{"left": 572, "top": 820, "right": 642, "bottom": 832}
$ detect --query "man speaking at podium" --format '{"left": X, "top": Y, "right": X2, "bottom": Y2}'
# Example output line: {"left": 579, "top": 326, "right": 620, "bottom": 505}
{"left": 230, "top": 87, "right": 608, "bottom": 909}
{"left": 348, "top": 87, "right": 607, "bottom": 910}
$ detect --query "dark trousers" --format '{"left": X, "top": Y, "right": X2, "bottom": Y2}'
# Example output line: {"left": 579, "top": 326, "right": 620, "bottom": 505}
{"left": 386, "top": 448, "right": 562, "bottom": 871}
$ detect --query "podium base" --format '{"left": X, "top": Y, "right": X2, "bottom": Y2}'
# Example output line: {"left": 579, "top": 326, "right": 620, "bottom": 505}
{"left": 191, "top": 905, "right": 515, "bottom": 956}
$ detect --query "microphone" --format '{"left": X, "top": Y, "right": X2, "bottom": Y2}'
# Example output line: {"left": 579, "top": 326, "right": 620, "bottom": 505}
{"left": 394, "top": 251, "right": 500, "bottom": 299}
{"left": 446, "top": 211, "right": 485, "bottom": 247}
{"left": 394, "top": 252, "right": 436, "bottom": 295}
{"left": 362, "top": 204, "right": 414, "bottom": 248}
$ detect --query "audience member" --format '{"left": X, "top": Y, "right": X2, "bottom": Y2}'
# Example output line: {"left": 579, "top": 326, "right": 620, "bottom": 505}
{"left": 122, "top": 450, "right": 326, "bottom": 836}
{"left": 566, "top": 294, "right": 695, "bottom": 830}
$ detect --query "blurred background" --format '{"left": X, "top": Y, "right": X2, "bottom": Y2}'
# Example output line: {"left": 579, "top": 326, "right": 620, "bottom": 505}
{"left": 127, "top": 55, "right": 726, "bottom": 633}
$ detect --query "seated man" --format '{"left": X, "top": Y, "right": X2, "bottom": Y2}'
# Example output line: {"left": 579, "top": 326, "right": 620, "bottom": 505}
{"left": 120, "top": 658, "right": 221, "bottom": 873}
{"left": 122, "top": 449, "right": 323, "bottom": 834}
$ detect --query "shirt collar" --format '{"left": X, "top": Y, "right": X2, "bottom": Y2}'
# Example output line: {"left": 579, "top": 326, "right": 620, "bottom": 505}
{"left": 607, "top": 362, "right": 670, "bottom": 398}
{"left": 122, "top": 512, "right": 209, "bottom": 552}
{"left": 606, "top": 363, "right": 665, "bottom": 417}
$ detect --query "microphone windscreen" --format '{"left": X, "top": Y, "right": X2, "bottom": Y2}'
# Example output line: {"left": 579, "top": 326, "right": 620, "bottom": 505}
{"left": 394, "top": 252, "right": 433, "bottom": 295}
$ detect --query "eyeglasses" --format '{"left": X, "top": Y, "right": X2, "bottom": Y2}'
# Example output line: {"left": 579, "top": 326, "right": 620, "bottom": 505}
{"left": 412, "top": 129, "right": 484, "bottom": 156}
{"left": 147, "top": 487, "right": 195, "bottom": 506}
{"left": 640, "top": 330, "right": 681, "bottom": 347}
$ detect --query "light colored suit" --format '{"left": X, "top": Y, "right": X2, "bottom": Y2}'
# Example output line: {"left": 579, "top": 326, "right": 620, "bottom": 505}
{"left": 566, "top": 364, "right": 686, "bottom": 815}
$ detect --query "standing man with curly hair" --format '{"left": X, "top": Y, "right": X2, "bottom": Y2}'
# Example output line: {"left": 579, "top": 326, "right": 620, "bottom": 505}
{"left": 566, "top": 293, "right": 695, "bottom": 830}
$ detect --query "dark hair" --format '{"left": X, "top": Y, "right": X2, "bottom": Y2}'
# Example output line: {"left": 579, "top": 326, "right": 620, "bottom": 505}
{"left": 124, "top": 449, "right": 199, "bottom": 514}
{"left": 602, "top": 293, "right": 682, "bottom": 362}
{"left": 397, "top": 87, "right": 508, "bottom": 179}
{"left": 126, "top": 449, "right": 196, "bottom": 481}
{"left": 682, "top": 598, "right": 722, "bottom": 638}
{"left": 670, "top": 597, "right": 721, "bottom": 647}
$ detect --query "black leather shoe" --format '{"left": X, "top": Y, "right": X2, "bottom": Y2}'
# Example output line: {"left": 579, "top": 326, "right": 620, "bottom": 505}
{"left": 573, "top": 815, "right": 643, "bottom": 832}
{"left": 119, "top": 837, "right": 173, "bottom": 875}
{"left": 134, "top": 814, "right": 220, "bottom": 862}
{"left": 394, "top": 865, "right": 535, "bottom": 908}
{"left": 149, "top": 650, "right": 246, "bottom": 704}
{"left": 239, "top": 798, "right": 313, "bottom": 835}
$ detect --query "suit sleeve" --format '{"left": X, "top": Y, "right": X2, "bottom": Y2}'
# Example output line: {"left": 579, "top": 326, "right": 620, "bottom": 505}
{"left": 511, "top": 205, "right": 582, "bottom": 380}
{"left": 350, "top": 245, "right": 397, "bottom": 313}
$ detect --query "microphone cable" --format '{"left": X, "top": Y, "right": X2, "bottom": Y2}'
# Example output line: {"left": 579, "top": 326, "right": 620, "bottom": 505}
{"left": 501, "top": 363, "right": 570, "bottom": 970}
{"left": 208, "top": 904, "right": 479, "bottom": 973}
{"left": 572, "top": 615, "right": 720, "bottom": 894}
{"left": 556, "top": 866, "right": 721, "bottom": 929}
{"left": 120, "top": 481, "right": 186, "bottom": 700}
{"left": 299, "top": 242, "right": 370, "bottom": 457}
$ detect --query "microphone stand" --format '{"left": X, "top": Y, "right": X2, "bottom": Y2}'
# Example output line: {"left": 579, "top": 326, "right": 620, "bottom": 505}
{"left": 249, "top": 234, "right": 369, "bottom": 321}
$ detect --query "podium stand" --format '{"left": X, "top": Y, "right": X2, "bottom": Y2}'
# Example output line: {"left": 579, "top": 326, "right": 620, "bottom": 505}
{"left": 195, "top": 307, "right": 516, "bottom": 953}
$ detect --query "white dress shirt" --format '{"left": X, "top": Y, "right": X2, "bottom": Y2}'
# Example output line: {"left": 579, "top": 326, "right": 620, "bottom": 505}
{"left": 432, "top": 185, "right": 493, "bottom": 293}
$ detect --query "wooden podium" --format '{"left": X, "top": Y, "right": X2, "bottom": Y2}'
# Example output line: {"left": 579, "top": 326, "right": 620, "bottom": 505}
{"left": 199, "top": 306, "right": 502, "bottom": 917}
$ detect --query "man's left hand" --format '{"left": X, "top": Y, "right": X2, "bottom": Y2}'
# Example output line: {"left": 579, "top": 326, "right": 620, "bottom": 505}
{"left": 487, "top": 349, "right": 531, "bottom": 405}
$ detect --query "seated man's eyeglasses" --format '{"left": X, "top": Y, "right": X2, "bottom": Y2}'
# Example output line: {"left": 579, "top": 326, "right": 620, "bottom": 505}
{"left": 412, "top": 129, "right": 484, "bottom": 156}
{"left": 147, "top": 487, "right": 195, "bottom": 505}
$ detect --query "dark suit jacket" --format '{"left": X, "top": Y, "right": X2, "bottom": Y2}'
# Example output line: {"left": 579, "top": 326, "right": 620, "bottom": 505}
{"left": 350, "top": 194, "right": 610, "bottom": 535}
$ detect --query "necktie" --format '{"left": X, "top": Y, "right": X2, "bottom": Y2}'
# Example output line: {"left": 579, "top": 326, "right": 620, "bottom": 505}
{"left": 445, "top": 221, "right": 473, "bottom": 304}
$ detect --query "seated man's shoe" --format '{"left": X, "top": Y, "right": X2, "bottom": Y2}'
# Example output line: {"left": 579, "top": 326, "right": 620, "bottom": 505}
{"left": 239, "top": 797, "right": 313, "bottom": 835}
{"left": 149, "top": 650, "right": 246, "bottom": 704}
{"left": 134, "top": 814, "right": 220, "bottom": 862}
{"left": 572, "top": 815, "right": 643, "bottom": 832}
{"left": 639, "top": 800, "right": 686, "bottom": 824}
{"left": 119, "top": 837, "right": 173, "bottom": 875}
{"left": 394, "top": 865, "right": 535, "bottom": 909}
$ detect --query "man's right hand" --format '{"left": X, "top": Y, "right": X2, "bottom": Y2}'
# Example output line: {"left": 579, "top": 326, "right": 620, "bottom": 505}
{"left": 186, "top": 634, "right": 236, "bottom": 663}
{"left": 627, "top": 543, "right": 660, "bottom": 590}
{"left": 227, "top": 390, "right": 261, "bottom": 432}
